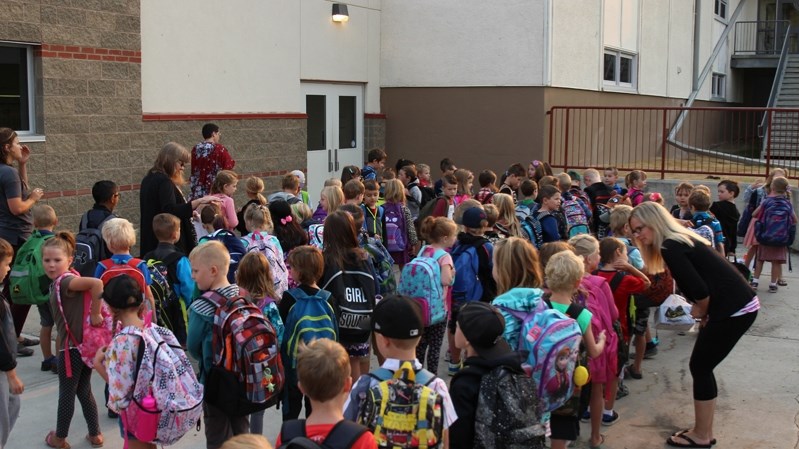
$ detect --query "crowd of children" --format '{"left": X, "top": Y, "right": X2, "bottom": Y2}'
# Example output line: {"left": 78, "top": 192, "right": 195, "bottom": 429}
{"left": 1, "top": 121, "right": 797, "bottom": 449}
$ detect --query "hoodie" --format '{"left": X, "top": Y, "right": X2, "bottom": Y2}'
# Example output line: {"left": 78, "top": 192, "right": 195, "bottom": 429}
{"left": 491, "top": 287, "right": 545, "bottom": 349}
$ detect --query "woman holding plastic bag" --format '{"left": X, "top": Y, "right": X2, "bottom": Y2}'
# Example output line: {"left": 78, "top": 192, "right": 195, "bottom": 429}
{"left": 629, "top": 202, "right": 758, "bottom": 449}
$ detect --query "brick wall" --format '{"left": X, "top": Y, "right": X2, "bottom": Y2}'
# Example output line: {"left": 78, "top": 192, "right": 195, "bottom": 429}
{"left": 364, "top": 115, "right": 386, "bottom": 158}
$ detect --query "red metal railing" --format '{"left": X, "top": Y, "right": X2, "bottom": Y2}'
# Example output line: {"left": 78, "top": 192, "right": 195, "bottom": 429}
{"left": 547, "top": 106, "right": 799, "bottom": 180}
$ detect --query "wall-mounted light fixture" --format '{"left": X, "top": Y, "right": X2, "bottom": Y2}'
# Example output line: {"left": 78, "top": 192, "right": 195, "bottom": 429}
{"left": 332, "top": 3, "right": 349, "bottom": 23}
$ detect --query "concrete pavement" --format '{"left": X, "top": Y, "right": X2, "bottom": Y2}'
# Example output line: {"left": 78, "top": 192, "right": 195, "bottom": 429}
{"left": 5, "top": 266, "right": 799, "bottom": 449}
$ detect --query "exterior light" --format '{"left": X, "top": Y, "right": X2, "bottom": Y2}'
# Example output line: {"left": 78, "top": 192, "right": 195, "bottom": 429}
{"left": 332, "top": 3, "right": 349, "bottom": 23}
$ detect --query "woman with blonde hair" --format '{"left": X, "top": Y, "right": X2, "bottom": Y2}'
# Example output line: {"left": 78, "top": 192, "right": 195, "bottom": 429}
{"left": 629, "top": 202, "right": 757, "bottom": 448}
{"left": 492, "top": 193, "right": 522, "bottom": 238}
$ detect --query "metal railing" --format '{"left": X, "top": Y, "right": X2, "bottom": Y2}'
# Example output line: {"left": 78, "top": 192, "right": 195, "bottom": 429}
{"left": 760, "top": 25, "right": 793, "bottom": 148}
{"left": 733, "top": 20, "right": 789, "bottom": 55}
{"left": 547, "top": 106, "right": 799, "bottom": 180}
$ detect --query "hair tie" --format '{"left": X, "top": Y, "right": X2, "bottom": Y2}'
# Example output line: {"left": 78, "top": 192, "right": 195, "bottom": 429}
{"left": 281, "top": 216, "right": 293, "bottom": 225}
{"left": 532, "top": 160, "right": 541, "bottom": 168}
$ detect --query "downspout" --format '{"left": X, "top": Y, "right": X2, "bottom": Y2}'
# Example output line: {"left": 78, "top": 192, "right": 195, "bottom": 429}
{"left": 692, "top": 0, "right": 701, "bottom": 92}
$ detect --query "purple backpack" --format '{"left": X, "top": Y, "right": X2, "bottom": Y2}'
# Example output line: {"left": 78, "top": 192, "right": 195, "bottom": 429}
{"left": 384, "top": 202, "right": 407, "bottom": 252}
{"left": 756, "top": 196, "right": 796, "bottom": 246}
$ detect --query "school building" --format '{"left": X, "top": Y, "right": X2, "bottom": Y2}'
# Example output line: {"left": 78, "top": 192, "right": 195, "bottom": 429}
{"left": 0, "top": 0, "right": 791, "bottom": 225}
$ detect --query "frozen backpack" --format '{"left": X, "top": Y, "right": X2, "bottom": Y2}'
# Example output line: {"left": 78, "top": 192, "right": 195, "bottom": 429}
{"left": 357, "top": 362, "right": 444, "bottom": 449}
{"left": 561, "top": 197, "right": 590, "bottom": 237}
{"left": 203, "top": 292, "right": 284, "bottom": 416}
{"left": 384, "top": 202, "right": 407, "bottom": 252}
{"left": 281, "top": 288, "right": 338, "bottom": 370}
{"left": 10, "top": 230, "right": 53, "bottom": 305}
{"left": 398, "top": 246, "right": 448, "bottom": 326}
{"left": 499, "top": 299, "right": 585, "bottom": 412}
{"left": 243, "top": 232, "right": 289, "bottom": 297}
{"left": 121, "top": 323, "right": 203, "bottom": 445}
{"left": 756, "top": 196, "right": 796, "bottom": 246}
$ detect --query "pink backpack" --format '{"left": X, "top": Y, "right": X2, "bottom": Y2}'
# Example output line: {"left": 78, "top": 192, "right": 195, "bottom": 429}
{"left": 54, "top": 270, "right": 113, "bottom": 376}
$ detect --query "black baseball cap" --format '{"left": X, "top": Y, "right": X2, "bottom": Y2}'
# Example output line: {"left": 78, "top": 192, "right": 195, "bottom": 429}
{"left": 102, "top": 274, "right": 143, "bottom": 309}
{"left": 372, "top": 295, "right": 424, "bottom": 339}
{"left": 457, "top": 302, "right": 512, "bottom": 359}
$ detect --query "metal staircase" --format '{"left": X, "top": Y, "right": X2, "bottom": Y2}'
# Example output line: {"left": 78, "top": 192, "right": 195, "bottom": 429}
{"left": 770, "top": 54, "right": 799, "bottom": 158}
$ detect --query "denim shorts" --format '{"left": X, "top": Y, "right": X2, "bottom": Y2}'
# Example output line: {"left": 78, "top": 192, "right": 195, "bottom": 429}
{"left": 37, "top": 303, "right": 54, "bottom": 327}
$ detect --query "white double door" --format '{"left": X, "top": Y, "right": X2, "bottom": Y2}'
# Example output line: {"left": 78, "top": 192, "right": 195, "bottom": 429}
{"left": 303, "top": 83, "right": 364, "bottom": 206}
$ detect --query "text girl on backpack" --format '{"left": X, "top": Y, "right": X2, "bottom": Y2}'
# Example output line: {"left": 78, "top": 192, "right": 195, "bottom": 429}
{"left": 492, "top": 193, "right": 522, "bottom": 239}
{"left": 0, "top": 238, "right": 22, "bottom": 448}
{"left": 236, "top": 252, "right": 285, "bottom": 435}
{"left": 630, "top": 202, "right": 758, "bottom": 448}
{"left": 624, "top": 170, "right": 647, "bottom": 206}
{"left": 269, "top": 199, "right": 309, "bottom": 257}
{"left": 382, "top": 179, "right": 418, "bottom": 266}
{"left": 241, "top": 204, "right": 288, "bottom": 297}
{"left": 210, "top": 170, "right": 240, "bottom": 232}
{"left": 537, "top": 185, "right": 563, "bottom": 242}
{"left": 278, "top": 246, "right": 338, "bottom": 421}
{"left": 751, "top": 176, "right": 797, "bottom": 293}
{"left": 545, "top": 251, "right": 607, "bottom": 449}
{"left": 320, "top": 211, "right": 379, "bottom": 380}
{"left": 236, "top": 176, "right": 267, "bottom": 235}
{"left": 410, "top": 216, "right": 457, "bottom": 375}
{"left": 43, "top": 232, "right": 105, "bottom": 449}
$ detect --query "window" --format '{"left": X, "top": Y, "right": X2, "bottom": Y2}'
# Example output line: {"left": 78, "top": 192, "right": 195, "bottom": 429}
{"left": 712, "top": 73, "right": 726, "bottom": 99}
{"left": 0, "top": 44, "right": 34, "bottom": 133}
{"left": 603, "top": 49, "right": 637, "bottom": 88}
{"left": 714, "top": 0, "right": 727, "bottom": 20}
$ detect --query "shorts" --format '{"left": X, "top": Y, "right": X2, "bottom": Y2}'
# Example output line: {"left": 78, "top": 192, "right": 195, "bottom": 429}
{"left": 632, "top": 305, "right": 651, "bottom": 336}
{"left": 447, "top": 301, "right": 466, "bottom": 334}
{"left": 37, "top": 303, "right": 54, "bottom": 327}
{"left": 549, "top": 414, "right": 580, "bottom": 441}
{"left": 341, "top": 340, "right": 371, "bottom": 358}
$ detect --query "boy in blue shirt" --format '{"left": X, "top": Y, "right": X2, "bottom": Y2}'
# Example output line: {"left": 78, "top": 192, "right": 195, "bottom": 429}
{"left": 689, "top": 189, "right": 725, "bottom": 254}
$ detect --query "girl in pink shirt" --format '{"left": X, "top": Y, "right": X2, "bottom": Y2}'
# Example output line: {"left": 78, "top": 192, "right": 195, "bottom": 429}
{"left": 210, "top": 170, "right": 239, "bottom": 231}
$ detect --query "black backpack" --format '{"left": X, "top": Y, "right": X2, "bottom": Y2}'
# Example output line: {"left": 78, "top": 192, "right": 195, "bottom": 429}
{"left": 279, "top": 419, "right": 368, "bottom": 449}
{"left": 320, "top": 262, "right": 377, "bottom": 342}
{"left": 73, "top": 211, "right": 114, "bottom": 277}
{"left": 419, "top": 186, "right": 436, "bottom": 207}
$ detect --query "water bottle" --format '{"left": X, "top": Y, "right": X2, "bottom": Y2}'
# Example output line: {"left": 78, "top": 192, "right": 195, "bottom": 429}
{"left": 134, "top": 393, "right": 159, "bottom": 442}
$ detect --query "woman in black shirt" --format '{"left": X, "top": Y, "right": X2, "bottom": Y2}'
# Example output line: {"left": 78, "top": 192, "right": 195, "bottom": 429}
{"left": 629, "top": 202, "right": 758, "bottom": 448}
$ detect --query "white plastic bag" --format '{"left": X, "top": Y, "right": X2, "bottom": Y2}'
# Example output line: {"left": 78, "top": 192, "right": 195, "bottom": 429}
{"left": 656, "top": 294, "right": 696, "bottom": 331}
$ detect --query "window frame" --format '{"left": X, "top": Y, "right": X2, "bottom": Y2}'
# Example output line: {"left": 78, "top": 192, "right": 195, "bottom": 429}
{"left": 0, "top": 42, "right": 37, "bottom": 137}
{"left": 603, "top": 48, "right": 638, "bottom": 90}
{"left": 714, "top": 0, "right": 728, "bottom": 20}
{"left": 711, "top": 72, "right": 726, "bottom": 100}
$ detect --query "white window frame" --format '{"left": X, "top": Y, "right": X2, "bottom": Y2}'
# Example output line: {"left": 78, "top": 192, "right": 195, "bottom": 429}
{"left": 714, "top": 0, "right": 728, "bottom": 20}
{"left": 603, "top": 49, "right": 637, "bottom": 89}
{"left": 0, "top": 42, "right": 37, "bottom": 137}
{"left": 711, "top": 72, "right": 726, "bottom": 99}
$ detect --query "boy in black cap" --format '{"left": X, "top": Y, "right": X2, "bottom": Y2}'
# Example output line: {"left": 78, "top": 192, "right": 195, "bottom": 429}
{"left": 343, "top": 295, "right": 457, "bottom": 445}
{"left": 450, "top": 301, "right": 545, "bottom": 449}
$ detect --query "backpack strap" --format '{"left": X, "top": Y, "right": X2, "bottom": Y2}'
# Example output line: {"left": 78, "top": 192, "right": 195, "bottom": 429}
{"left": 279, "top": 420, "right": 312, "bottom": 447}
{"left": 367, "top": 367, "right": 394, "bottom": 382}
{"left": 321, "top": 420, "right": 369, "bottom": 449}
{"left": 78, "top": 212, "right": 89, "bottom": 232}
{"left": 160, "top": 252, "right": 183, "bottom": 285}
{"left": 543, "top": 299, "right": 584, "bottom": 320}
{"left": 608, "top": 271, "right": 625, "bottom": 292}
{"left": 202, "top": 290, "right": 229, "bottom": 308}
{"left": 414, "top": 368, "right": 437, "bottom": 386}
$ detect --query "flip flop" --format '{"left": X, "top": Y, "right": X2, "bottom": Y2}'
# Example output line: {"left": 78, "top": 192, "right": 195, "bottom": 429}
{"left": 778, "top": 279, "right": 788, "bottom": 286}
{"left": 45, "top": 431, "right": 71, "bottom": 449}
{"left": 672, "top": 429, "right": 717, "bottom": 445}
{"left": 85, "top": 434, "right": 104, "bottom": 448}
{"left": 589, "top": 434, "right": 605, "bottom": 449}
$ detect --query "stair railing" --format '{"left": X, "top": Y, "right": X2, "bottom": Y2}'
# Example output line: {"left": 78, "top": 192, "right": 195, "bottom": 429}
{"left": 759, "top": 24, "right": 792, "bottom": 157}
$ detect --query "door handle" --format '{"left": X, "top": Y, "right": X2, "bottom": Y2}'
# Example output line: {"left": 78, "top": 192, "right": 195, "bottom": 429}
{"left": 335, "top": 149, "right": 339, "bottom": 171}
{"left": 328, "top": 149, "right": 333, "bottom": 172}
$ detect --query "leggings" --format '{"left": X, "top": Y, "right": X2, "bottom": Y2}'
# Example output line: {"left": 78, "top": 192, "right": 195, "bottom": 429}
{"left": 689, "top": 311, "right": 757, "bottom": 401}
{"left": 56, "top": 348, "right": 100, "bottom": 438}
{"left": 4, "top": 243, "right": 30, "bottom": 338}
{"left": 416, "top": 322, "right": 447, "bottom": 375}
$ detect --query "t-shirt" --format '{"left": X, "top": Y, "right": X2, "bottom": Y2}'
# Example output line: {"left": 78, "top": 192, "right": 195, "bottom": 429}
{"left": 50, "top": 275, "right": 86, "bottom": 345}
{"left": 0, "top": 164, "right": 32, "bottom": 245}
{"left": 275, "top": 422, "right": 377, "bottom": 449}
{"left": 549, "top": 300, "right": 592, "bottom": 334}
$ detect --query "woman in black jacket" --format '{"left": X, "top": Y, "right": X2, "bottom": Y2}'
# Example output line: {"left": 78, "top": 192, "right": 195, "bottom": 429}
{"left": 139, "top": 142, "right": 218, "bottom": 256}
{"left": 630, "top": 202, "right": 758, "bottom": 448}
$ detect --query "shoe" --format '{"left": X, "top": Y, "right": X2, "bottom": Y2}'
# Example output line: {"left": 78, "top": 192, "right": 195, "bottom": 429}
{"left": 16, "top": 344, "right": 33, "bottom": 357}
{"left": 616, "top": 383, "right": 629, "bottom": 400}
{"left": 51, "top": 357, "right": 59, "bottom": 374}
{"left": 580, "top": 410, "right": 591, "bottom": 423}
{"left": 778, "top": 279, "right": 788, "bottom": 286}
{"left": 45, "top": 431, "right": 70, "bottom": 449}
{"left": 85, "top": 434, "right": 104, "bottom": 448}
{"left": 626, "top": 367, "right": 643, "bottom": 379}
{"left": 769, "top": 284, "right": 778, "bottom": 293}
{"left": 107, "top": 409, "right": 118, "bottom": 419}
{"left": 644, "top": 345, "right": 658, "bottom": 359}
{"left": 750, "top": 280, "right": 759, "bottom": 290}
{"left": 19, "top": 336, "right": 39, "bottom": 346}
{"left": 41, "top": 356, "right": 57, "bottom": 372}
{"left": 447, "top": 362, "right": 460, "bottom": 376}
{"left": 601, "top": 410, "right": 620, "bottom": 426}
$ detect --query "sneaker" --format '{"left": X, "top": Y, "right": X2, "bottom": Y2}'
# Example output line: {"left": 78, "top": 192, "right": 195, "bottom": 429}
{"left": 616, "top": 383, "right": 629, "bottom": 400}
{"left": 16, "top": 344, "right": 33, "bottom": 357}
{"left": 602, "top": 411, "right": 620, "bottom": 426}
{"left": 40, "top": 356, "right": 56, "bottom": 372}
{"left": 19, "top": 337, "right": 39, "bottom": 346}
{"left": 447, "top": 362, "right": 461, "bottom": 376}
{"left": 580, "top": 411, "right": 591, "bottom": 423}
{"left": 107, "top": 409, "right": 119, "bottom": 419}
{"left": 750, "top": 280, "right": 759, "bottom": 290}
{"left": 769, "top": 284, "right": 778, "bottom": 293}
{"left": 644, "top": 344, "right": 658, "bottom": 359}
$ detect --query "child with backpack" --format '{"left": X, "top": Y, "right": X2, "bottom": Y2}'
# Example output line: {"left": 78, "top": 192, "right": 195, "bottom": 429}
{"left": 143, "top": 213, "right": 196, "bottom": 344}
{"left": 423, "top": 173, "right": 458, "bottom": 221}
{"left": 537, "top": 185, "right": 564, "bottom": 243}
{"left": 0, "top": 238, "right": 22, "bottom": 449}
{"left": 320, "top": 211, "right": 379, "bottom": 381}
{"left": 474, "top": 169, "right": 498, "bottom": 205}
{"left": 344, "top": 179, "right": 365, "bottom": 207}
{"left": 499, "top": 163, "right": 525, "bottom": 203}
{"left": 448, "top": 207, "right": 496, "bottom": 376}
{"left": 450, "top": 301, "right": 545, "bottom": 449}
{"left": 752, "top": 176, "right": 797, "bottom": 293}
{"left": 93, "top": 275, "right": 203, "bottom": 449}
{"left": 453, "top": 168, "right": 474, "bottom": 204}
{"left": 492, "top": 193, "right": 522, "bottom": 238}
{"left": 198, "top": 208, "right": 248, "bottom": 284}
{"left": 624, "top": 170, "right": 647, "bottom": 206}
{"left": 608, "top": 205, "right": 645, "bottom": 270}
{"left": 583, "top": 168, "right": 614, "bottom": 235}
{"left": 382, "top": 179, "right": 418, "bottom": 266}
{"left": 276, "top": 338, "right": 374, "bottom": 449}
{"left": 603, "top": 167, "right": 627, "bottom": 196}
{"left": 10, "top": 205, "right": 57, "bottom": 372}
{"left": 241, "top": 204, "right": 289, "bottom": 297}
{"left": 557, "top": 173, "right": 591, "bottom": 237}
{"left": 544, "top": 251, "right": 607, "bottom": 449}
{"left": 236, "top": 251, "right": 285, "bottom": 435}
{"left": 402, "top": 216, "right": 457, "bottom": 375}
{"left": 710, "top": 179, "right": 741, "bottom": 257}
{"left": 74, "top": 180, "right": 119, "bottom": 277}
{"left": 362, "top": 148, "right": 387, "bottom": 182}
{"left": 398, "top": 165, "right": 423, "bottom": 220}
{"left": 186, "top": 241, "right": 251, "bottom": 448}
{"left": 236, "top": 176, "right": 268, "bottom": 235}
{"left": 96, "top": 218, "right": 155, "bottom": 312}
{"left": 362, "top": 180, "right": 387, "bottom": 243}
{"left": 278, "top": 245, "right": 338, "bottom": 421}
{"left": 689, "top": 189, "right": 725, "bottom": 254}
{"left": 43, "top": 232, "right": 106, "bottom": 449}
{"left": 210, "top": 170, "right": 240, "bottom": 232}
{"left": 344, "top": 295, "right": 457, "bottom": 447}
{"left": 270, "top": 199, "right": 310, "bottom": 257}
{"left": 340, "top": 204, "right": 396, "bottom": 297}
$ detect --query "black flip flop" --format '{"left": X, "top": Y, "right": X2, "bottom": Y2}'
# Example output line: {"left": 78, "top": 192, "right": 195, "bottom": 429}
{"left": 668, "top": 430, "right": 716, "bottom": 447}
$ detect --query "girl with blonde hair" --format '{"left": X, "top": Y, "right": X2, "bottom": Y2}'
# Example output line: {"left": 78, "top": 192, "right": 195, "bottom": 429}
{"left": 382, "top": 179, "right": 418, "bottom": 266}
{"left": 491, "top": 193, "right": 522, "bottom": 238}
{"left": 236, "top": 176, "right": 267, "bottom": 234}
{"left": 629, "top": 202, "right": 757, "bottom": 448}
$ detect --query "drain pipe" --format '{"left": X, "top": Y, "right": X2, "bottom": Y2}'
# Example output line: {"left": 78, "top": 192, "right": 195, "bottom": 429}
{"left": 692, "top": 0, "right": 701, "bottom": 92}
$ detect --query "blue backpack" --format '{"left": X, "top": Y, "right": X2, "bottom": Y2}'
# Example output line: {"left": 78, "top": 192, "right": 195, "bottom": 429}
{"left": 398, "top": 246, "right": 448, "bottom": 326}
{"left": 199, "top": 229, "right": 247, "bottom": 283}
{"left": 361, "top": 233, "right": 396, "bottom": 296}
{"left": 520, "top": 215, "right": 544, "bottom": 249}
{"left": 755, "top": 196, "right": 796, "bottom": 246}
{"left": 281, "top": 288, "right": 338, "bottom": 370}
{"left": 500, "top": 299, "right": 584, "bottom": 413}
{"left": 451, "top": 238, "right": 494, "bottom": 303}
{"left": 384, "top": 203, "right": 407, "bottom": 252}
